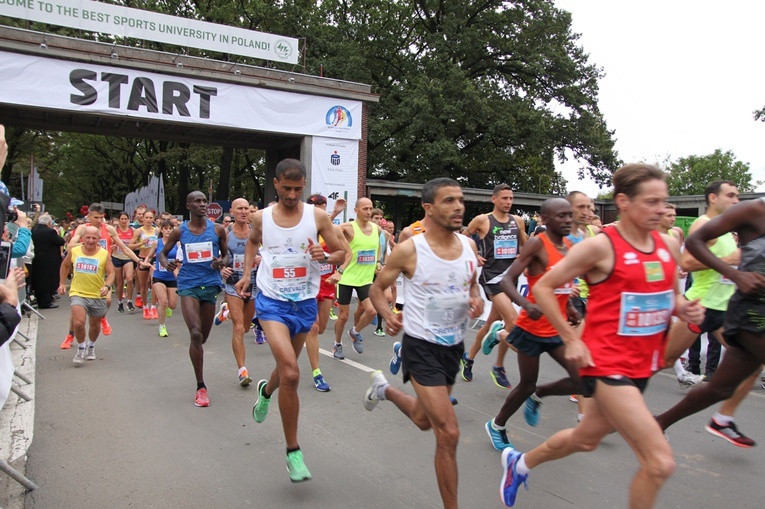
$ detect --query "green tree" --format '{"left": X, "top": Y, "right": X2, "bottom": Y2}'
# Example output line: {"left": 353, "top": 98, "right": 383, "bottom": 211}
{"left": 664, "top": 149, "right": 760, "bottom": 196}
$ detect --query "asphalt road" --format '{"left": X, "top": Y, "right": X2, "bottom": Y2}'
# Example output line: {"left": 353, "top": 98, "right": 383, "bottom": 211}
{"left": 21, "top": 300, "right": 765, "bottom": 508}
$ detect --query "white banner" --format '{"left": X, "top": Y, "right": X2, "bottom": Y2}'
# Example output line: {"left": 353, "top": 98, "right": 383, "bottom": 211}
{"left": 1, "top": 0, "right": 298, "bottom": 64}
{"left": 311, "top": 137, "right": 359, "bottom": 223}
{"left": 0, "top": 51, "right": 362, "bottom": 140}
{"left": 124, "top": 174, "right": 165, "bottom": 217}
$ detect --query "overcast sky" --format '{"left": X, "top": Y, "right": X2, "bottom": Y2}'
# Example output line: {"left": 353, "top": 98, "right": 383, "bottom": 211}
{"left": 555, "top": 0, "right": 765, "bottom": 196}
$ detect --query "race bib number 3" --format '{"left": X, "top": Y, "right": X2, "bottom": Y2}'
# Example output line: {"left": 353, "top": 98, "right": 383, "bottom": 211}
{"left": 186, "top": 242, "right": 213, "bottom": 263}
{"left": 618, "top": 290, "right": 673, "bottom": 336}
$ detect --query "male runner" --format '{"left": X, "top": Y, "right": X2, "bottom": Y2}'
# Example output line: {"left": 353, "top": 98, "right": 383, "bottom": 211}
{"left": 332, "top": 198, "right": 381, "bottom": 358}
{"left": 654, "top": 197, "right": 765, "bottom": 444}
{"left": 214, "top": 198, "right": 259, "bottom": 386}
{"left": 461, "top": 184, "right": 527, "bottom": 388}
{"left": 499, "top": 164, "right": 704, "bottom": 508}
{"left": 483, "top": 198, "right": 582, "bottom": 450}
{"left": 159, "top": 191, "right": 228, "bottom": 407}
{"left": 59, "top": 226, "right": 116, "bottom": 364}
{"left": 304, "top": 193, "right": 351, "bottom": 391}
{"left": 63, "top": 203, "right": 149, "bottom": 348}
{"left": 370, "top": 208, "right": 394, "bottom": 336}
{"left": 365, "top": 177, "right": 482, "bottom": 509}
{"left": 235, "top": 159, "right": 344, "bottom": 482}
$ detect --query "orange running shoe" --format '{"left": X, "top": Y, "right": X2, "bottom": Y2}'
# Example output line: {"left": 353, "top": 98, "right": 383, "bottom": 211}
{"left": 143, "top": 307, "right": 151, "bottom": 320}
{"left": 135, "top": 295, "right": 143, "bottom": 308}
{"left": 101, "top": 318, "right": 112, "bottom": 335}
{"left": 60, "top": 333, "right": 74, "bottom": 349}
{"left": 150, "top": 306, "right": 159, "bottom": 319}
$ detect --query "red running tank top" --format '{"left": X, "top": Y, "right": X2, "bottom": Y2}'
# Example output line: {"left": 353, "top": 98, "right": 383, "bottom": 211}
{"left": 581, "top": 227, "right": 676, "bottom": 379}
{"left": 86, "top": 222, "right": 112, "bottom": 252}
{"left": 515, "top": 233, "right": 573, "bottom": 337}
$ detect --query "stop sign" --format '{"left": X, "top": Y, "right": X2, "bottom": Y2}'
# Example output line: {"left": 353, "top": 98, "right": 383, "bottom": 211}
{"left": 207, "top": 202, "right": 223, "bottom": 220}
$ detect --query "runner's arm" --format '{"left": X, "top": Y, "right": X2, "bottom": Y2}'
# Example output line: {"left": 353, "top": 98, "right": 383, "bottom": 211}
{"left": 499, "top": 236, "right": 542, "bottom": 316}
{"left": 158, "top": 228, "right": 181, "bottom": 271}
{"left": 370, "top": 239, "right": 415, "bottom": 335}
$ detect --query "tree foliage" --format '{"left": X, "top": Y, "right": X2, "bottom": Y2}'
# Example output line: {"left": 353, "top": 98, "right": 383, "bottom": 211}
{"left": 1, "top": 0, "right": 620, "bottom": 214}
{"left": 664, "top": 149, "right": 760, "bottom": 196}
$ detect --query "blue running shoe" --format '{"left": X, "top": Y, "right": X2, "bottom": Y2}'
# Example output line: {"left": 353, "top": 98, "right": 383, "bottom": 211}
{"left": 349, "top": 329, "right": 364, "bottom": 354}
{"left": 460, "top": 352, "right": 474, "bottom": 382}
{"left": 524, "top": 396, "right": 542, "bottom": 427}
{"left": 485, "top": 419, "right": 513, "bottom": 451}
{"left": 500, "top": 448, "right": 529, "bottom": 507}
{"left": 313, "top": 373, "right": 331, "bottom": 392}
{"left": 389, "top": 341, "right": 402, "bottom": 374}
{"left": 490, "top": 366, "right": 512, "bottom": 389}
{"left": 450, "top": 396, "right": 458, "bottom": 406}
{"left": 482, "top": 320, "right": 505, "bottom": 355}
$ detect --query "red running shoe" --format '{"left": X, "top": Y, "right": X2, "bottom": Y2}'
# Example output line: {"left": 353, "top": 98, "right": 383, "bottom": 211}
{"left": 101, "top": 318, "right": 112, "bottom": 336}
{"left": 135, "top": 295, "right": 143, "bottom": 308}
{"left": 60, "top": 333, "right": 74, "bottom": 349}
{"left": 195, "top": 388, "right": 210, "bottom": 407}
{"left": 143, "top": 307, "right": 151, "bottom": 320}
{"left": 150, "top": 306, "right": 159, "bottom": 319}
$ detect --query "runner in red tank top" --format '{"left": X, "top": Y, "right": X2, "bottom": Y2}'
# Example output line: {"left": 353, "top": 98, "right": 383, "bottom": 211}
{"left": 481, "top": 198, "right": 585, "bottom": 451}
{"left": 497, "top": 164, "right": 705, "bottom": 509}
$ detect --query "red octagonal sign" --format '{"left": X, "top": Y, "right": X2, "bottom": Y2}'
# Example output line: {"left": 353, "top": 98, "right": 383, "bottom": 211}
{"left": 207, "top": 202, "right": 223, "bottom": 220}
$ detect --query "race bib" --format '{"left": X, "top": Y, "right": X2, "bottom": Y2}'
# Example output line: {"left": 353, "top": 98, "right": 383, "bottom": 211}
{"left": 554, "top": 280, "right": 574, "bottom": 295}
{"left": 356, "top": 249, "right": 376, "bottom": 265}
{"left": 618, "top": 290, "right": 673, "bottom": 336}
{"left": 271, "top": 253, "right": 310, "bottom": 301}
{"left": 423, "top": 293, "right": 469, "bottom": 346}
{"left": 142, "top": 235, "right": 157, "bottom": 249}
{"left": 186, "top": 241, "right": 213, "bottom": 263}
{"left": 75, "top": 256, "right": 100, "bottom": 274}
{"left": 98, "top": 239, "right": 107, "bottom": 249}
{"left": 720, "top": 266, "right": 737, "bottom": 285}
{"left": 494, "top": 235, "right": 518, "bottom": 259}
{"left": 319, "top": 263, "right": 334, "bottom": 276}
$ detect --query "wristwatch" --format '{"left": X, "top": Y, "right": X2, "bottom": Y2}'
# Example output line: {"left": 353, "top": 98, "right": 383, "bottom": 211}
{"left": 323, "top": 251, "right": 330, "bottom": 261}
{"left": 337, "top": 267, "right": 345, "bottom": 274}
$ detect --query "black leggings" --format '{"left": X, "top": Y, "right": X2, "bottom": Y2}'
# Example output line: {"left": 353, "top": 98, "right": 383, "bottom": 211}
{"left": 656, "top": 330, "right": 764, "bottom": 431}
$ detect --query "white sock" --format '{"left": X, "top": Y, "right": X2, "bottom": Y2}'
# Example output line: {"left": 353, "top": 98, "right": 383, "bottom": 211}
{"left": 238, "top": 367, "right": 247, "bottom": 376}
{"left": 673, "top": 359, "right": 687, "bottom": 377}
{"left": 713, "top": 412, "right": 733, "bottom": 426}
{"left": 375, "top": 382, "right": 389, "bottom": 401}
{"left": 516, "top": 454, "right": 530, "bottom": 475}
{"left": 491, "top": 418, "right": 506, "bottom": 431}
{"left": 87, "top": 341, "right": 95, "bottom": 347}
{"left": 351, "top": 327, "right": 358, "bottom": 334}
{"left": 118, "top": 299, "right": 123, "bottom": 304}
{"left": 577, "top": 413, "right": 585, "bottom": 422}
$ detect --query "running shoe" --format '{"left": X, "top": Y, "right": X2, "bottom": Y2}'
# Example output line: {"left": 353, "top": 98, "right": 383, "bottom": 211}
{"left": 349, "top": 329, "right": 364, "bottom": 354}
{"left": 254, "top": 328, "right": 268, "bottom": 344}
{"left": 677, "top": 372, "right": 705, "bottom": 389}
{"left": 85, "top": 345, "right": 96, "bottom": 361}
{"left": 286, "top": 449, "right": 312, "bottom": 482}
{"left": 126, "top": 301, "right": 135, "bottom": 312}
{"left": 135, "top": 295, "right": 143, "bottom": 308}
{"left": 60, "top": 333, "right": 74, "bottom": 349}
{"left": 214, "top": 302, "right": 229, "bottom": 325}
{"left": 524, "top": 396, "right": 542, "bottom": 427}
{"left": 482, "top": 320, "right": 505, "bottom": 355}
{"left": 500, "top": 448, "right": 529, "bottom": 507}
{"left": 363, "top": 370, "right": 389, "bottom": 411}
{"left": 101, "top": 318, "right": 112, "bottom": 335}
{"left": 333, "top": 343, "right": 345, "bottom": 360}
{"left": 166, "top": 308, "right": 173, "bottom": 317}
{"left": 705, "top": 419, "right": 756, "bottom": 448}
{"left": 450, "top": 396, "right": 459, "bottom": 406}
{"left": 490, "top": 366, "right": 512, "bottom": 389}
{"left": 117, "top": 302, "right": 125, "bottom": 313}
{"left": 371, "top": 315, "right": 378, "bottom": 326}
{"left": 328, "top": 307, "right": 338, "bottom": 320}
{"left": 460, "top": 352, "right": 474, "bottom": 382}
{"left": 569, "top": 395, "right": 579, "bottom": 403}
{"left": 150, "top": 307, "right": 159, "bottom": 320}
{"left": 158, "top": 325, "right": 168, "bottom": 337}
{"left": 73, "top": 347, "right": 86, "bottom": 365}
{"left": 313, "top": 373, "right": 331, "bottom": 392}
{"left": 239, "top": 368, "right": 252, "bottom": 387}
{"left": 374, "top": 328, "right": 386, "bottom": 337}
{"left": 143, "top": 307, "right": 151, "bottom": 320}
{"left": 389, "top": 341, "right": 402, "bottom": 375}
{"left": 253, "top": 379, "right": 271, "bottom": 423}
{"left": 486, "top": 419, "right": 513, "bottom": 451}
{"left": 195, "top": 388, "right": 210, "bottom": 407}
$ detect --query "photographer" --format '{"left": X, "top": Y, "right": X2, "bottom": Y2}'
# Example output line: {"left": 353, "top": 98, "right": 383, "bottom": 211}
{"left": 0, "top": 267, "right": 24, "bottom": 348}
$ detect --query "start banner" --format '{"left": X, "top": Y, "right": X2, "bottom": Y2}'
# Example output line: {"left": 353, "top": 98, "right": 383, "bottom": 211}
{"left": 0, "top": 51, "right": 362, "bottom": 140}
